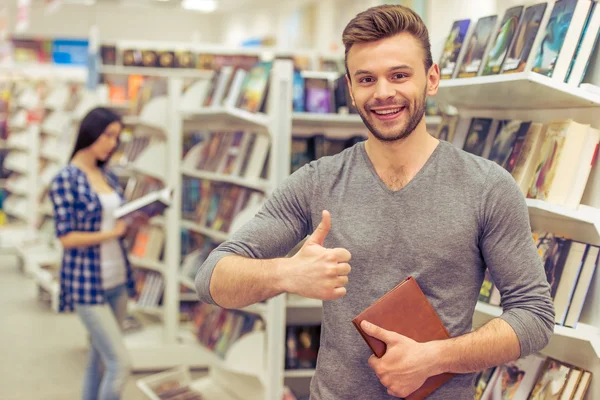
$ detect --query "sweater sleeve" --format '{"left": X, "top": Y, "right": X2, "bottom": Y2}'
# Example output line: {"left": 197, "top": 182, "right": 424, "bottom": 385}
{"left": 195, "top": 163, "right": 316, "bottom": 305}
{"left": 479, "top": 164, "right": 555, "bottom": 357}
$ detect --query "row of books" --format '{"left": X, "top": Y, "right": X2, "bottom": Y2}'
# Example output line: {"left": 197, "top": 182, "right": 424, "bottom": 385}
{"left": 122, "top": 175, "right": 164, "bottom": 203}
{"left": 436, "top": 116, "right": 599, "bottom": 208}
{"left": 475, "top": 353, "right": 592, "bottom": 400}
{"left": 192, "top": 302, "right": 264, "bottom": 358}
{"left": 187, "top": 131, "right": 270, "bottom": 180}
{"left": 180, "top": 229, "right": 206, "bottom": 265}
{"left": 182, "top": 177, "right": 262, "bottom": 234}
{"left": 440, "top": 0, "right": 600, "bottom": 86}
{"left": 111, "top": 135, "right": 154, "bottom": 168}
{"left": 285, "top": 324, "right": 321, "bottom": 370}
{"left": 101, "top": 46, "right": 262, "bottom": 72}
{"left": 129, "top": 224, "right": 165, "bottom": 262}
{"left": 292, "top": 134, "right": 365, "bottom": 173}
{"left": 479, "top": 230, "right": 599, "bottom": 328}
{"left": 133, "top": 270, "right": 164, "bottom": 309}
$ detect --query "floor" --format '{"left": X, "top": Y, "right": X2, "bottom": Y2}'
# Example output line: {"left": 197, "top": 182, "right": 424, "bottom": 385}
{"left": 0, "top": 253, "right": 204, "bottom": 400}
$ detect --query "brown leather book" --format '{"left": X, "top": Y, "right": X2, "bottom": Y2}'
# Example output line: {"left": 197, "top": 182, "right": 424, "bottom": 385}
{"left": 352, "top": 276, "right": 454, "bottom": 400}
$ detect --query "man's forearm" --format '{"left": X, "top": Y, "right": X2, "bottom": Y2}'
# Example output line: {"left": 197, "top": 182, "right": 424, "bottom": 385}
{"left": 429, "top": 318, "right": 521, "bottom": 375}
{"left": 209, "top": 255, "right": 289, "bottom": 309}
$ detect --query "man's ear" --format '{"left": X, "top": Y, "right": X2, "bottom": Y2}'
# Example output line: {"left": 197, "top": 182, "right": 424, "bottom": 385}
{"left": 427, "top": 64, "right": 441, "bottom": 96}
{"left": 345, "top": 74, "right": 356, "bottom": 107}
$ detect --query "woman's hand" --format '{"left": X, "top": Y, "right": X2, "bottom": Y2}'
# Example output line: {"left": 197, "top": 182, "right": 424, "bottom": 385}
{"left": 112, "top": 220, "right": 128, "bottom": 238}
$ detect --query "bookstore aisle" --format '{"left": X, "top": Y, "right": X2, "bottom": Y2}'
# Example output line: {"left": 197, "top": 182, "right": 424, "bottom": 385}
{"left": 0, "top": 253, "right": 206, "bottom": 400}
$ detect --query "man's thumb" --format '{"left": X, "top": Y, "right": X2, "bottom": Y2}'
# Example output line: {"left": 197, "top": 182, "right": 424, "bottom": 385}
{"left": 361, "top": 320, "right": 396, "bottom": 344}
{"left": 307, "top": 210, "right": 331, "bottom": 246}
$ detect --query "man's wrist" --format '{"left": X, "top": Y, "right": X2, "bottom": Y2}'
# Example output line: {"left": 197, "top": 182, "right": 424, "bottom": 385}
{"left": 273, "top": 257, "right": 293, "bottom": 294}
{"left": 425, "top": 339, "right": 449, "bottom": 376}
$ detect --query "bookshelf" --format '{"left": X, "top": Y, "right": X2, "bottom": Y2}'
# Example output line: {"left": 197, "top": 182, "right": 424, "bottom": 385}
{"left": 437, "top": 70, "right": 600, "bottom": 398}
{"left": 437, "top": 72, "right": 600, "bottom": 109}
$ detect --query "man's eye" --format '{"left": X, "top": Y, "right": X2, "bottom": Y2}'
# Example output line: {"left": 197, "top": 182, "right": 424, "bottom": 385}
{"left": 393, "top": 73, "right": 407, "bottom": 79}
{"left": 360, "top": 77, "right": 374, "bottom": 83}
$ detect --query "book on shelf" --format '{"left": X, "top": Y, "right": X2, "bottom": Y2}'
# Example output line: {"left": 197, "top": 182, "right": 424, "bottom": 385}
{"left": 566, "top": 1, "right": 600, "bottom": 85}
{"left": 114, "top": 186, "right": 172, "bottom": 220}
{"left": 439, "top": 19, "right": 472, "bottom": 79}
{"left": 480, "top": 230, "right": 600, "bottom": 329}
{"left": 285, "top": 324, "right": 321, "bottom": 370}
{"left": 236, "top": 61, "right": 271, "bottom": 113}
{"left": 462, "top": 118, "right": 493, "bottom": 157}
{"left": 531, "top": 0, "right": 592, "bottom": 81}
{"left": 482, "top": 6, "right": 524, "bottom": 76}
{"left": 456, "top": 15, "right": 498, "bottom": 78}
{"left": 193, "top": 302, "right": 264, "bottom": 358}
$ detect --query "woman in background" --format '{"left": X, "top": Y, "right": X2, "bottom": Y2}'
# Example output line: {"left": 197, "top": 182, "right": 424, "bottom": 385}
{"left": 49, "top": 107, "right": 136, "bottom": 400}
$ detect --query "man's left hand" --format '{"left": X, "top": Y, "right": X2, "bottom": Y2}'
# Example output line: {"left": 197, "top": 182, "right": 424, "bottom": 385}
{"left": 361, "top": 320, "right": 439, "bottom": 398}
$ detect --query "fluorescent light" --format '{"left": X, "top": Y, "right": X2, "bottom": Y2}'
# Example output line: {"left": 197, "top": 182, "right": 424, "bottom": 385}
{"left": 181, "top": 0, "right": 217, "bottom": 12}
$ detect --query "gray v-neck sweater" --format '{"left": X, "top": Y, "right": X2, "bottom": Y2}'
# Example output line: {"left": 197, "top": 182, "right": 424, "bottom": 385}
{"left": 195, "top": 140, "right": 554, "bottom": 399}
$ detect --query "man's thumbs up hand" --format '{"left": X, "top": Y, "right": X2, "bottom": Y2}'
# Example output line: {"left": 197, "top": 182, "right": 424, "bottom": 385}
{"left": 284, "top": 210, "right": 352, "bottom": 301}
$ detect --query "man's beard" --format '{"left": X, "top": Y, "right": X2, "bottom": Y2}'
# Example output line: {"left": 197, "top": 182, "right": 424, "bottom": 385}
{"left": 356, "top": 86, "right": 427, "bottom": 142}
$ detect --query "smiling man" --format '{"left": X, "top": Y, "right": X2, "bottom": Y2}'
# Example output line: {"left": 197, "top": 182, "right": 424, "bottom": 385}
{"left": 195, "top": 5, "right": 555, "bottom": 399}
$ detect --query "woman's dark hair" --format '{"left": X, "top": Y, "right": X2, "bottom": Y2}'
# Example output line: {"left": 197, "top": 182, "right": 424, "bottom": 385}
{"left": 70, "top": 107, "right": 123, "bottom": 167}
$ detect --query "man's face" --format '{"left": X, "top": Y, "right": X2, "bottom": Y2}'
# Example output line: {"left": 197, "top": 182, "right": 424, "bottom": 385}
{"left": 346, "top": 33, "right": 439, "bottom": 142}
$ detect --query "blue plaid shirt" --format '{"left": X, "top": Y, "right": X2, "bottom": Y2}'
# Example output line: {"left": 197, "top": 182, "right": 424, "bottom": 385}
{"left": 49, "top": 165, "right": 136, "bottom": 312}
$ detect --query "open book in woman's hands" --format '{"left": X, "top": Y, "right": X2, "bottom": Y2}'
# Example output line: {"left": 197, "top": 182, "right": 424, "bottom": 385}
{"left": 114, "top": 187, "right": 173, "bottom": 220}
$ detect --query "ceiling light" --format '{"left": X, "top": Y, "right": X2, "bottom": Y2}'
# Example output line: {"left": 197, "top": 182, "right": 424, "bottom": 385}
{"left": 181, "top": 0, "right": 217, "bottom": 12}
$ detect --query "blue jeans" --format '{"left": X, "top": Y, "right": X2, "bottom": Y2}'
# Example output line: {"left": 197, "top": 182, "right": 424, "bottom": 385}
{"left": 75, "top": 285, "right": 131, "bottom": 400}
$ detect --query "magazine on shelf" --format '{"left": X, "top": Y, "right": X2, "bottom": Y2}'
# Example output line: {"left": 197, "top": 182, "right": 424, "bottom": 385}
{"left": 114, "top": 187, "right": 173, "bottom": 220}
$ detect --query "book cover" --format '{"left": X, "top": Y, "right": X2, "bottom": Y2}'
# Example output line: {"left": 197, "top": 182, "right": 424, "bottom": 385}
{"left": 526, "top": 121, "right": 569, "bottom": 199}
{"left": 457, "top": 15, "right": 498, "bottom": 78}
{"left": 488, "top": 120, "right": 524, "bottom": 169}
{"left": 504, "top": 121, "right": 533, "bottom": 173}
{"left": 463, "top": 118, "right": 493, "bottom": 156}
{"left": 237, "top": 61, "right": 272, "bottom": 113}
{"left": 532, "top": 0, "right": 579, "bottom": 76}
{"left": 157, "top": 51, "right": 175, "bottom": 69}
{"left": 479, "top": 270, "right": 494, "bottom": 303}
{"left": 511, "top": 123, "right": 546, "bottom": 195}
{"left": 114, "top": 187, "right": 172, "bottom": 220}
{"left": 502, "top": 3, "right": 548, "bottom": 73}
{"left": 483, "top": 6, "right": 524, "bottom": 75}
{"left": 293, "top": 69, "right": 305, "bottom": 112}
{"left": 305, "top": 78, "right": 333, "bottom": 114}
{"left": 175, "top": 51, "right": 195, "bottom": 69}
{"left": 352, "top": 277, "right": 454, "bottom": 400}
{"left": 433, "top": 115, "right": 459, "bottom": 144}
{"left": 567, "top": 2, "right": 600, "bottom": 85}
{"left": 528, "top": 358, "right": 572, "bottom": 399}
{"left": 440, "top": 19, "right": 472, "bottom": 79}
{"left": 483, "top": 354, "right": 546, "bottom": 399}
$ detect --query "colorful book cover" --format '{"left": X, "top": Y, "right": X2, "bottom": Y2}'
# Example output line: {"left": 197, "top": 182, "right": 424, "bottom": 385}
{"left": 293, "top": 69, "right": 305, "bottom": 112}
{"left": 457, "top": 15, "right": 498, "bottom": 78}
{"left": 526, "top": 121, "right": 569, "bottom": 200}
{"left": 237, "top": 61, "right": 272, "bottom": 113}
{"left": 503, "top": 3, "right": 548, "bottom": 73}
{"left": 532, "top": 0, "right": 579, "bottom": 77}
{"left": 439, "top": 19, "right": 471, "bottom": 79}
{"left": 483, "top": 6, "right": 524, "bottom": 75}
{"left": 528, "top": 358, "right": 572, "bottom": 399}
{"left": 488, "top": 120, "right": 522, "bottom": 168}
{"left": 565, "top": 1, "right": 598, "bottom": 82}
{"left": 463, "top": 118, "right": 493, "bottom": 156}
{"left": 433, "top": 115, "right": 459, "bottom": 143}
{"left": 504, "top": 122, "right": 533, "bottom": 173}
{"left": 478, "top": 270, "right": 494, "bottom": 303}
{"left": 304, "top": 78, "right": 332, "bottom": 114}
{"left": 487, "top": 354, "right": 547, "bottom": 399}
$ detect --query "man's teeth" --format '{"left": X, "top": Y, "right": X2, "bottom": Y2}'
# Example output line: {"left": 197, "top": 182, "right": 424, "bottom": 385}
{"left": 374, "top": 108, "right": 402, "bottom": 115}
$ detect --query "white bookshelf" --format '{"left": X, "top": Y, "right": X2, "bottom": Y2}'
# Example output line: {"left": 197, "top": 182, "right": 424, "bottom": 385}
{"left": 182, "top": 107, "right": 270, "bottom": 132}
{"left": 180, "top": 167, "right": 270, "bottom": 192}
{"left": 439, "top": 71, "right": 600, "bottom": 399}
{"left": 437, "top": 72, "right": 600, "bottom": 109}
